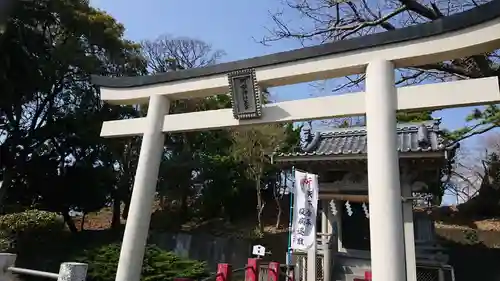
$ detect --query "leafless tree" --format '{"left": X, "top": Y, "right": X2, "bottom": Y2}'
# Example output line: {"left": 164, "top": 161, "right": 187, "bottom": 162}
{"left": 263, "top": 0, "right": 500, "bottom": 134}
{"left": 141, "top": 34, "right": 226, "bottom": 73}
{"left": 483, "top": 131, "right": 500, "bottom": 152}
{"left": 448, "top": 146, "right": 483, "bottom": 204}
{"left": 449, "top": 132, "right": 500, "bottom": 204}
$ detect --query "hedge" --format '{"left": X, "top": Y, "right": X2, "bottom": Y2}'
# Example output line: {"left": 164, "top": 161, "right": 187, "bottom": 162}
{"left": 77, "top": 243, "right": 209, "bottom": 281}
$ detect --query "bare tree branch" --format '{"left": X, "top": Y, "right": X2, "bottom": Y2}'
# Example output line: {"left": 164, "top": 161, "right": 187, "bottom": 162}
{"left": 140, "top": 35, "right": 226, "bottom": 73}
{"left": 263, "top": 0, "right": 499, "bottom": 138}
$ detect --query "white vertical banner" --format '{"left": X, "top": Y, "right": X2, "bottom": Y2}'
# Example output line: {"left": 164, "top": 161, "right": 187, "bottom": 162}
{"left": 290, "top": 170, "right": 318, "bottom": 251}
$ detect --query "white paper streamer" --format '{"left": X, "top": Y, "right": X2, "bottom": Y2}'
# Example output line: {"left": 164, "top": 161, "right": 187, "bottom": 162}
{"left": 362, "top": 202, "right": 369, "bottom": 218}
{"left": 329, "top": 199, "right": 337, "bottom": 216}
{"left": 345, "top": 201, "right": 353, "bottom": 216}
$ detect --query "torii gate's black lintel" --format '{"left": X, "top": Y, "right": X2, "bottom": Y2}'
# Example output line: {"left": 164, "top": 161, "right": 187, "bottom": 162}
{"left": 91, "top": 0, "right": 500, "bottom": 88}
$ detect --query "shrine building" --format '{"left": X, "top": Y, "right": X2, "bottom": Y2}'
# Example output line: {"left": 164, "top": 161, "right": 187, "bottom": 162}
{"left": 272, "top": 119, "right": 459, "bottom": 281}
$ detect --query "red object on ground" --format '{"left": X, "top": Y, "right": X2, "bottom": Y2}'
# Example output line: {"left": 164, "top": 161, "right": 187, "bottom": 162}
{"left": 246, "top": 258, "right": 260, "bottom": 281}
{"left": 365, "top": 271, "right": 372, "bottom": 280}
{"left": 174, "top": 278, "right": 193, "bottom": 281}
{"left": 268, "top": 262, "right": 280, "bottom": 281}
{"left": 216, "top": 263, "right": 232, "bottom": 281}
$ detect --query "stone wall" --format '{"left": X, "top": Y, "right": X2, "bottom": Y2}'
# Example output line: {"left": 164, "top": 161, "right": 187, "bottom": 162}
{"left": 149, "top": 232, "right": 252, "bottom": 270}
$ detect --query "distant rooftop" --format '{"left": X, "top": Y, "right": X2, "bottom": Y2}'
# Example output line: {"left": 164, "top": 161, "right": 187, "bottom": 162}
{"left": 275, "top": 119, "right": 458, "bottom": 159}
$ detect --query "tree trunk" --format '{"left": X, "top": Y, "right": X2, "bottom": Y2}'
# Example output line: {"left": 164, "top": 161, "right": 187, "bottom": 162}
{"left": 180, "top": 191, "right": 188, "bottom": 220}
{"left": 179, "top": 134, "right": 191, "bottom": 221}
{"left": 111, "top": 189, "right": 121, "bottom": 229}
{"left": 276, "top": 203, "right": 283, "bottom": 228}
{"left": 275, "top": 197, "right": 282, "bottom": 229}
{"left": 122, "top": 201, "right": 130, "bottom": 220}
{"left": 80, "top": 213, "right": 86, "bottom": 231}
{"left": 0, "top": 180, "right": 7, "bottom": 214}
{"left": 62, "top": 211, "right": 78, "bottom": 233}
{"left": 122, "top": 191, "right": 131, "bottom": 220}
{"left": 256, "top": 175, "right": 265, "bottom": 233}
{"left": 275, "top": 171, "right": 284, "bottom": 229}
{"left": 0, "top": 171, "right": 12, "bottom": 214}
{"left": 160, "top": 195, "right": 167, "bottom": 209}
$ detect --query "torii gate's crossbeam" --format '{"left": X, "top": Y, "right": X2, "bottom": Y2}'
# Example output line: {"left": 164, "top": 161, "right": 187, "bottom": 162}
{"left": 92, "top": 2, "right": 500, "bottom": 281}
{"left": 99, "top": 77, "right": 500, "bottom": 137}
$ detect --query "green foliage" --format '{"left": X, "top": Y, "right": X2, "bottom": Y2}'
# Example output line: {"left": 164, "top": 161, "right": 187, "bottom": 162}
{"left": 0, "top": 0, "right": 298, "bottom": 232}
{"left": 444, "top": 106, "right": 500, "bottom": 143}
{"left": 396, "top": 111, "right": 433, "bottom": 123}
{"left": 0, "top": 209, "right": 63, "bottom": 251}
{"left": 278, "top": 124, "right": 302, "bottom": 153}
{"left": 463, "top": 229, "right": 480, "bottom": 245}
{"left": 230, "top": 122, "right": 300, "bottom": 230}
{"left": 0, "top": 0, "right": 145, "bottom": 230}
{"left": 192, "top": 155, "right": 246, "bottom": 220}
{"left": 250, "top": 226, "right": 265, "bottom": 239}
{"left": 0, "top": 236, "right": 10, "bottom": 251}
{"left": 77, "top": 244, "right": 209, "bottom": 281}
{"left": 0, "top": 209, "right": 63, "bottom": 234}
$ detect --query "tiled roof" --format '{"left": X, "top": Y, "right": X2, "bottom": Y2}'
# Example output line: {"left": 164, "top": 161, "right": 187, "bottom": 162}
{"left": 276, "top": 119, "right": 457, "bottom": 158}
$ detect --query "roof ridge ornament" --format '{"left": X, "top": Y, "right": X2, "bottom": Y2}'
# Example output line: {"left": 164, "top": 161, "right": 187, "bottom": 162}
{"left": 301, "top": 131, "right": 321, "bottom": 152}
{"left": 417, "top": 124, "right": 430, "bottom": 147}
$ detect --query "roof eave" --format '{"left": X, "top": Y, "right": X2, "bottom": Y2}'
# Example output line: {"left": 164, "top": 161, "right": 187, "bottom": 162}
{"left": 273, "top": 151, "right": 447, "bottom": 163}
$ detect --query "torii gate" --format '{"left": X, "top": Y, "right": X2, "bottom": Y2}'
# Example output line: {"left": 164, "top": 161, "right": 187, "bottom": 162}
{"left": 92, "top": 2, "right": 500, "bottom": 281}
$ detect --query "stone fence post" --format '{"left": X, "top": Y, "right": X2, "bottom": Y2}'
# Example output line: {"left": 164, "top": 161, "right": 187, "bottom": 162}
{"left": 0, "top": 253, "right": 88, "bottom": 281}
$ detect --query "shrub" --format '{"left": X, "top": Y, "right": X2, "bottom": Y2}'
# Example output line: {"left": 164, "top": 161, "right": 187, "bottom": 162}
{"left": 0, "top": 210, "right": 64, "bottom": 238}
{"left": 77, "top": 243, "right": 209, "bottom": 281}
{"left": 0, "top": 235, "right": 11, "bottom": 251}
{"left": 0, "top": 209, "right": 63, "bottom": 250}
{"left": 0, "top": 209, "right": 63, "bottom": 234}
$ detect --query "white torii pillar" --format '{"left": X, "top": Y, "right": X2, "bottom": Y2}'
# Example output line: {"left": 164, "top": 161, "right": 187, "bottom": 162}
{"left": 114, "top": 95, "right": 170, "bottom": 281}
{"left": 365, "top": 60, "right": 406, "bottom": 281}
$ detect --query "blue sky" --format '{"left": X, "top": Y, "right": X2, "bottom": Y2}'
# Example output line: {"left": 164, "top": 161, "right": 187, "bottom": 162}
{"left": 89, "top": 0, "right": 484, "bottom": 136}
{"left": 89, "top": 0, "right": 493, "bottom": 204}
